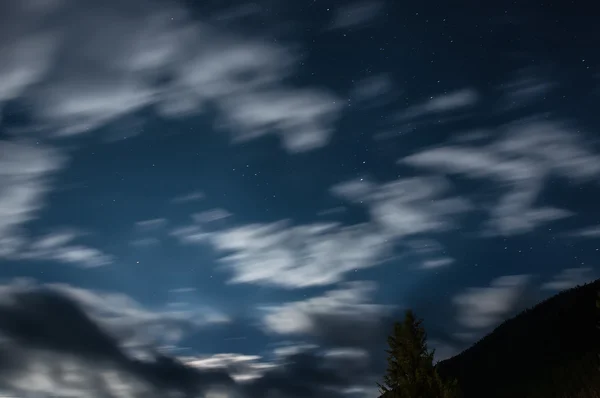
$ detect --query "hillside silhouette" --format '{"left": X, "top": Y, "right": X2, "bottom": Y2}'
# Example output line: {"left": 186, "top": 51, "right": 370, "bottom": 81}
{"left": 434, "top": 279, "right": 600, "bottom": 398}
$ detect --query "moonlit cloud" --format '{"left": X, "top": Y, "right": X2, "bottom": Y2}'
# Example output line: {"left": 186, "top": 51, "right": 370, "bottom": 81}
{"left": 261, "top": 281, "right": 392, "bottom": 336}
{"left": 0, "top": 280, "right": 230, "bottom": 350}
{"left": 206, "top": 221, "right": 391, "bottom": 288}
{"left": 403, "top": 118, "right": 600, "bottom": 235}
{"left": 135, "top": 218, "right": 167, "bottom": 231}
{"left": 396, "top": 88, "right": 479, "bottom": 121}
{"left": 0, "top": 0, "right": 342, "bottom": 152}
{"left": 453, "top": 275, "right": 530, "bottom": 329}
{"left": 0, "top": 141, "right": 65, "bottom": 256}
{"left": 329, "top": 1, "right": 383, "bottom": 30}
{"left": 171, "top": 191, "right": 205, "bottom": 204}
{"left": 541, "top": 268, "right": 595, "bottom": 291}
{"left": 332, "top": 176, "right": 471, "bottom": 238}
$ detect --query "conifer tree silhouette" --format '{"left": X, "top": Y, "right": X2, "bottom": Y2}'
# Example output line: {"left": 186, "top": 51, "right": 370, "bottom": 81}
{"left": 379, "top": 310, "right": 460, "bottom": 398}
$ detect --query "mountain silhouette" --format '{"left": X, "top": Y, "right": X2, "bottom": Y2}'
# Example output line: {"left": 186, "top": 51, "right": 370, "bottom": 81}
{"left": 434, "top": 279, "right": 600, "bottom": 398}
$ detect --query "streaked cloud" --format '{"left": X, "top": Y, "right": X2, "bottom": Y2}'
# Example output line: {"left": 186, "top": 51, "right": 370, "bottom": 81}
{"left": 332, "top": 175, "right": 471, "bottom": 238}
{"left": 261, "top": 281, "right": 392, "bottom": 336}
{"left": 0, "top": 140, "right": 65, "bottom": 257}
{"left": 0, "top": 0, "right": 342, "bottom": 152}
{"left": 192, "top": 209, "right": 232, "bottom": 223}
{"left": 206, "top": 222, "right": 391, "bottom": 288}
{"left": 329, "top": 1, "right": 383, "bottom": 30}
{"left": 453, "top": 275, "right": 530, "bottom": 329}
{"left": 171, "top": 191, "right": 205, "bottom": 204}
{"left": 135, "top": 218, "right": 167, "bottom": 231}
{"left": 403, "top": 119, "right": 600, "bottom": 235}
{"left": 396, "top": 88, "right": 479, "bottom": 121}
{"left": 541, "top": 267, "right": 595, "bottom": 291}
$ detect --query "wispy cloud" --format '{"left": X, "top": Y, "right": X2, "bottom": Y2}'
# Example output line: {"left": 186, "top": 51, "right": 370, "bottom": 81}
{"left": 350, "top": 73, "right": 395, "bottom": 107}
{"left": 204, "top": 221, "right": 390, "bottom": 288}
{"left": 171, "top": 191, "right": 205, "bottom": 204}
{"left": 261, "top": 281, "right": 392, "bottom": 336}
{"left": 135, "top": 218, "right": 167, "bottom": 231}
{"left": 396, "top": 88, "right": 479, "bottom": 121}
{"left": 184, "top": 353, "right": 277, "bottom": 382}
{"left": 329, "top": 1, "right": 383, "bottom": 30}
{"left": 564, "top": 225, "right": 600, "bottom": 238}
{"left": 453, "top": 275, "right": 530, "bottom": 329}
{"left": 498, "top": 68, "right": 556, "bottom": 110}
{"left": 332, "top": 175, "right": 471, "bottom": 238}
{"left": 403, "top": 119, "right": 600, "bottom": 235}
{"left": 0, "top": 0, "right": 342, "bottom": 152}
{"left": 192, "top": 209, "right": 232, "bottom": 223}
{"left": 0, "top": 140, "right": 65, "bottom": 257}
{"left": 541, "top": 267, "right": 595, "bottom": 291}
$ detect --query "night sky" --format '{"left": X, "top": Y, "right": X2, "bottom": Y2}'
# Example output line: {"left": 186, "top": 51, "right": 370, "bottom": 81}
{"left": 0, "top": 1, "right": 599, "bottom": 397}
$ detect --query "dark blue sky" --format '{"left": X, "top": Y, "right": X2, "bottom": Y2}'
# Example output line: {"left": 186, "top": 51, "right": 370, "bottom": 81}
{"left": 0, "top": 1, "right": 598, "bottom": 397}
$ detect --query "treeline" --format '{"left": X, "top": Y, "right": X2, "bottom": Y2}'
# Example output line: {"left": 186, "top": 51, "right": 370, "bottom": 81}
{"left": 379, "top": 279, "right": 600, "bottom": 398}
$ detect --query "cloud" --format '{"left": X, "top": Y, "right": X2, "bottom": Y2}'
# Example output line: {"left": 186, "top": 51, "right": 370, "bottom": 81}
{"left": 0, "top": 0, "right": 342, "bottom": 152}
{"left": 350, "top": 74, "right": 394, "bottom": 106}
{"left": 541, "top": 267, "right": 596, "bottom": 291}
{"left": 0, "top": 141, "right": 110, "bottom": 268}
{"left": 171, "top": 175, "right": 468, "bottom": 289}
{"left": 6, "top": 230, "right": 113, "bottom": 268}
{"left": 498, "top": 68, "right": 556, "bottom": 110}
{"left": 192, "top": 209, "right": 232, "bottom": 223}
{"left": 173, "top": 220, "right": 391, "bottom": 289}
{"left": 0, "top": 281, "right": 235, "bottom": 398}
{"left": 261, "top": 281, "right": 393, "bottom": 347}
{"left": 403, "top": 119, "right": 600, "bottom": 235}
{"left": 1, "top": 280, "right": 229, "bottom": 350}
{"left": 135, "top": 218, "right": 167, "bottom": 231}
{"left": 171, "top": 191, "right": 205, "bottom": 204}
{"left": 564, "top": 225, "right": 600, "bottom": 238}
{"left": 396, "top": 88, "right": 479, "bottom": 121}
{"left": 316, "top": 206, "right": 346, "bottom": 217}
{"left": 453, "top": 275, "right": 530, "bottom": 329}
{"left": 332, "top": 176, "right": 471, "bottom": 238}
{"left": 0, "top": 140, "right": 65, "bottom": 256}
{"left": 0, "top": 283, "right": 383, "bottom": 398}
{"left": 329, "top": 1, "right": 383, "bottom": 30}
{"left": 184, "top": 353, "right": 277, "bottom": 382}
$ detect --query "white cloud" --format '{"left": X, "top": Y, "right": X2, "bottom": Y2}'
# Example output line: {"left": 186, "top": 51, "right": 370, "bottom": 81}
{"left": 0, "top": 141, "right": 109, "bottom": 268}
{"left": 135, "top": 218, "right": 167, "bottom": 231}
{"left": 0, "top": 0, "right": 342, "bottom": 152}
{"left": 396, "top": 88, "right": 479, "bottom": 121}
{"left": 351, "top": 74, "right": 394, "bottom": 104}
{"left": 421, "top": 258, "right": 454, "bottom": 269}
{"left": 192, "top": 209, "right": 232, "bottom": 223}
{"left": 498, "top": 68, "right": 556, "bottom": 110}
{"left": 261, "top": 281, "right": 392, "bottom": 335}
{"left": 566, "top": 225, "right": 600, "bottom": 238}
{"left": 541, "top": 267, "right": 595, "bottom": 291}
{"left": 205, "top": 221, "right": 391, "bottom": 289}
{"left": 403, "top": 119, "right": 599, "bottom": 235}
{"left": 7, "top": 230, "right": 113, "bottom": 268}
{"left": 171, "top": 191, "right": 205, "bottom": 204}
{"left": 453, "top": 275, "right": 530, "bottom": 329}
{"left": 332, "top": 176, "right": 471, "bottom": 238}
{"left": 0, "top": 140, "right": 65, "bottom": 256}
{"left": 329, "top": 1, "right": 383, "bottom": 30}
{"left": 316, "top": 206, "right": 346, "bottom": 217}
{"left": 184, "top": 353, "right": 277, "bottom": 382}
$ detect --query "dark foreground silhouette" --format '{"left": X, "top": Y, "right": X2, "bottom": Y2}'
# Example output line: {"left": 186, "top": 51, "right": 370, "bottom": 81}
{"left": 380, "top": 279, "right": 600, "bottom": 398}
